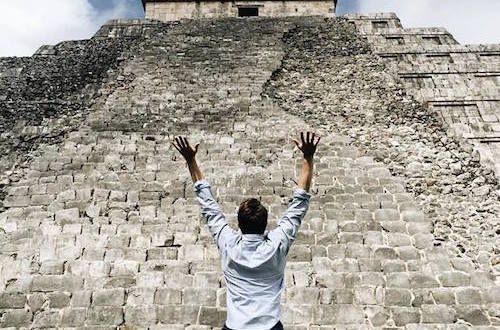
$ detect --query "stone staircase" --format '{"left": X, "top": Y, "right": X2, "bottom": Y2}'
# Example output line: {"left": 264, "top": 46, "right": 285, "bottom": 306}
{"left": 346, "top": 13, "right": 500, "bottom": 176}
{"left": 0, "top": 16, "right": 499, "bottom": 329}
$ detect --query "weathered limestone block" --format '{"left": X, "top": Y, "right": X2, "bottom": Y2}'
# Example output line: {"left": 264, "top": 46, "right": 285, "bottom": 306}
{"left": 61, "top": 307, "right": 86, "bottom": 327}
{"left": 0, "top": 292, "right": 27, "bottom": 308}
{"left": 86, "top": 306, "right": 124, "bottom": 325}
{"left": 156, "top": 305, "right": 199, "bottom": 324}
{"left": 124, "top": 305, "right": 157, "bottom": 326}
{"left": 420, "top": 304, "right": 457, "bottom": 323}
{"left": 384, "top": 288, "right": 412, "bottom": 306}
{"left": 0, "top": 309, "right": 33, "bottom": 327}
{"left": 92, "top": 288, "right": 125, "bottom": 306}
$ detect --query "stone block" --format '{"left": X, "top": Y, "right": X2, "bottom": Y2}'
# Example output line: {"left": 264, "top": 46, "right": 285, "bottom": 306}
{"left": 48, "top": 292, "right": 70, "bottom": 308}
{"left": 401, "top": 210, "right": 425, "bottom": 222}
{"left": 409, "top": 273, "right": 439, "bottom": 288}
{"left": 3, "top": 195, "right": 30, "bottom": 207}
{"left": 178, "top": 244, "right": 205, "bottom": 261}
{"left": 373, "top": 246, "right": 398, "bottom": 259}
{"left": 354, "top": 285, "right": 384, "bottom": 305}
{"left": 391, "top": 307, "right": 421, "bottom": 326}
{"left": 124, "top": 305, "right": 157, "bottom": 326}
{"left": 86, "top": 306, "right": 124, "bottom": 325}
{"left": 126, "top": 287, "right": 156, "bottom": 305}
{"left": 71, "top": 290, "right": 92, "bottom": 307}
{"left": 413, "top": 233, "right": 433, "bottom": 249}
{"left": 198, "top": 306, "right": 227, "bottom": 327}
{"left": 345, "top": 243, "right": 370, "bottom": 258}
{"left": 358, "top": 259, "right": 381, "bottom": 272}
{"left": 381, "top": 259, "right": 406, "bottom": 272}
{"left": 456, "top": 287, "right": 482, "bottom": 304}
{"left": 397, "top": 246, "right": 420, "bottom": 260}
{"left": 92, "top": 288, "right": 125, "bottom": 306}
{"left": 110, "top": 260, "right": 139, "bottom": 277}
{"left": 421, "top": 304, "right": 456, "bottom": 323}
{"left": 287, "top": 287, "right": 320, "bottom": 305}
{"left": 182, "top": 288, "right": 217, "bottom": 305}
{"left": 136, "top": 272, "right": 164, "bottom": 287}
{"left": 31, "top": 194, "right": 55, "bottom": 206}
{"left": 315, "top": 272, "right": 346, "bottom": 288}
{"left": 387, "top": 273, "right": 410, "bottom": 288}
{"left": 484, "top": 286, "right": 500, "bottom": 303}
{"left": 32, "top": 309, "right": 61, "bottom": 328}
{"left": 438, "top": 271, "right": 470, "bottom": 287}
{"left": 0, "top": 293, "right": 27, "bottom": 308}
{"left": 154, "top": 288, "right": 182, "bottom": 304}
{"left": 61, "top": 307, "right": 86, "bottom": 327}
{"left": 313, "top": 304, "right": 364, "bottom": 324}
{"left": 384, "top": 288, "right": 412, "bottom": 306}
{"left": 386, "top": 233, "right": 411, "bottom": 246}
{"left": 147, "top": 247, "right": 178, "bottom": 260}
{"left": 55, "top": 208, "right": 80, "bottom": 224}
{"left": 156, "top": 305, "right": 199, "bottom": 324}
{"left": 0, "top": 309, "right": 32, "bottom": 327}
{"left": 454, "top": 305, "right": 490, "bottom": 325}
{"left": 30, "top": 275, "right": 83, "bottom": 292}
{"left": 431, "top": 288, "right": 456, "bottom": 305}
{"left": 28, "top": 293, "right": 47, "bottom": 312}
{"left": 288, "top": 245, "right": 312, "bottom": 261}
{"left": 374, "top": 209, "right": 399, "bottom": 221}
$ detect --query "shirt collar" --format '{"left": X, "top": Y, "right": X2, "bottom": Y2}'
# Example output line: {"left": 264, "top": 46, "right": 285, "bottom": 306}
{"left": 241, "top": 233, "right": 266, "bottom": 242}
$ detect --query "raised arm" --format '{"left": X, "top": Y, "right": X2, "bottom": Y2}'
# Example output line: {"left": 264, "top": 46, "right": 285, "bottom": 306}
{"left": 172, "top": 136, "right": 235, "bottom": 252}
{"left": 268, "top": 131, "right": 320, "bottom": 254}
{"left": 293, "top": 131, "right": 319, "bottom": 192}
{"left": 171, "top": 136, "right": 202, "bottom": 183}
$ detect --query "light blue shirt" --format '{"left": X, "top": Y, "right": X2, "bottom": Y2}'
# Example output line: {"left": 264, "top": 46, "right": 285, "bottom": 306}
{"left": 193, "top": 179, "right": 311, "bottom": 330}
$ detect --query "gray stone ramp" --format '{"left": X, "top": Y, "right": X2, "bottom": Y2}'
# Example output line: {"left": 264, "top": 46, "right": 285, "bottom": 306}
{"left": 0, "top": 17, "right": 499, "bottom": 329}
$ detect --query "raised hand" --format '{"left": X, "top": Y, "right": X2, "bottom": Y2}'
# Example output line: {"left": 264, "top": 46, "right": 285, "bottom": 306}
{"left": 293, "top": 131, "right": 320, "bottom": 160}
{"left": 172, "top": 136, "right": 200, "bottom": 162}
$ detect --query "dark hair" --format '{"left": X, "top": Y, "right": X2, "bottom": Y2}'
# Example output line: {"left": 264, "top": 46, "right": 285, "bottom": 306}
{"left": 238, "top": 198, "right": 268, "bottom": 234}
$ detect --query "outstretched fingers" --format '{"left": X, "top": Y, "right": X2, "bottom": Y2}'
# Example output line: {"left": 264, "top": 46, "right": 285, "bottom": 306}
{"left": 314, "top": 135, "right": 321, "bottom": 147}
{"left": 300, "top": 132, "right": 305, "bottom": 146}
{"left": 183, "top": 137, "right": 191, "bottom": 149}
{"left": 174, "top": 136, "right": 182, "bottom": 149}
{"left": 171, "top": 141, "right": 181, "bottom": 152}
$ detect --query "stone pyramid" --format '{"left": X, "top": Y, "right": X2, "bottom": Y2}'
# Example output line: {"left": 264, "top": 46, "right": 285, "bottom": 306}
{"left": 0, "top": 14, "right": 499, "bottom": 329}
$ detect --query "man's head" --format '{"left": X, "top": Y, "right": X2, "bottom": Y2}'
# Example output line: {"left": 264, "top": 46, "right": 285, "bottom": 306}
{"left": 238, "top": 198, "right": 268, "bottom": 234}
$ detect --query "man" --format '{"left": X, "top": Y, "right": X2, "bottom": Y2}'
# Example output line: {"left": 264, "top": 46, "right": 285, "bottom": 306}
{"left": 172, "top": 131, "right": 320, "bottom": 330}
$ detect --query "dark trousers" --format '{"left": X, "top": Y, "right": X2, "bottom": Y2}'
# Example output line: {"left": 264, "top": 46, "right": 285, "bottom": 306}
{"left": 222, "top": 321, "right": 283, "bottom": 330}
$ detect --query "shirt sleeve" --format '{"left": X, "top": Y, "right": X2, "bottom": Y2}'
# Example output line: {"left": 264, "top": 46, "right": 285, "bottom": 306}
{"left": 193, "top": 179, "right": 236, "bottom": 252}
{"left": 268, "top": 187, "right": 311, "bottom": 256}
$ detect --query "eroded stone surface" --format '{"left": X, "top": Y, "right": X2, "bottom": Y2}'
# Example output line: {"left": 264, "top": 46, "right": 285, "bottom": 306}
{"left": 0, "top": 16, "right": 498, "bottom": 329}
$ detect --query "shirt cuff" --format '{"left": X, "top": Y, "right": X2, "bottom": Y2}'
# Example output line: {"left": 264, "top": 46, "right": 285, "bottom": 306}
{"left": 193, "top": 179, "right": 211, "bottom": 192}
{"left": 293, "top": 187, "right": 312, "bottom": 200}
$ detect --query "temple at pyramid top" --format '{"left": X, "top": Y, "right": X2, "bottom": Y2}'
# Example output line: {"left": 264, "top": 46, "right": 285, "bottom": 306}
{"left": 142, "top": 0, "right": 336, "bottom": 21}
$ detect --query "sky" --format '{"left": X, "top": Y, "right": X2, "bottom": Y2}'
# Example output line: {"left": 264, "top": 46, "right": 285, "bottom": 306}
{"left": 0, "top": 0, "right": 499, "bottom": 57}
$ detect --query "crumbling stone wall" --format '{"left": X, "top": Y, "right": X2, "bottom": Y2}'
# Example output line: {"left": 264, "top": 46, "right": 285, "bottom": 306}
{"left": 346, "top": 13, "right": 500, "bottom": 177}
{"left": 0, "top": 16, "right": 498, "bottom": 329}
{"left": 263, "top": 17, "right": 499, "bottom": 270}
{"left": 0, "top": 36, "right": 142, "bottom": 212}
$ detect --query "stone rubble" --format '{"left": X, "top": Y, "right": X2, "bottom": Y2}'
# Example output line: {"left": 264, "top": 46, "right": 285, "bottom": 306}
{"left": 0, "top": 34, "right": 142, "bottom": 212}
{"left": 263, "top": 17, "right": 500, "bottom": 269}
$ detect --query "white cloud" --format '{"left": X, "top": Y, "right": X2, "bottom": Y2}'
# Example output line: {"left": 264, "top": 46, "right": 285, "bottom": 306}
{"left": 354, "top": 0, "right": 500, "bottom": 44}
{"left": 0, "top": 0, "right": 132, "bottom": 57}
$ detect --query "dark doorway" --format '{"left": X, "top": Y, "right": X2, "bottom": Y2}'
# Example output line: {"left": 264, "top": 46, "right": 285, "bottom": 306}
{"left": 238, "top": 7, "right": 258, "bottom": 17}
